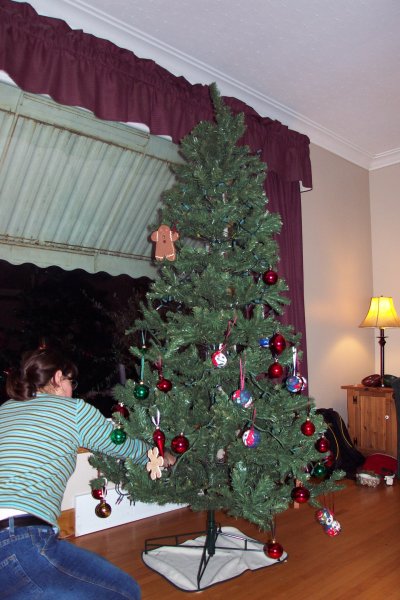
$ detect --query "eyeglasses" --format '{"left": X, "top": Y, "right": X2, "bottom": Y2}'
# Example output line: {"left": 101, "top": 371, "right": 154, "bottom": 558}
{"left": 63, "top": 376, "right": 78, "bottom": 391}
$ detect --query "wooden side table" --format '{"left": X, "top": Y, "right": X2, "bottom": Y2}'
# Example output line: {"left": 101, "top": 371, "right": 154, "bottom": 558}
{"left": 342, "top": 385, "right": 397, "bottom": 456}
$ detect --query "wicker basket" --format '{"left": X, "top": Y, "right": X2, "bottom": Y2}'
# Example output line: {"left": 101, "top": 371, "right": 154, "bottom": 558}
{"left": 356, "top": 472, "right": 381, "bottom": 487}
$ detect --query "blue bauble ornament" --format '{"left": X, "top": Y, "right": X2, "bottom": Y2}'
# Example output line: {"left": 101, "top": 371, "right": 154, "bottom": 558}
{"left": 232, "top": 389, "right": 253, "bottom": 408}
{"left": 286, "top": 375, "right": 303, "bottom": 393}
{"left": 315, "top": 508, "right": 333, "bottom": 525}
{"left": 239, "top": 389, "right": 253, "bottom": 408}
{"left": 259, "top": 337, "right": 270, "bottom": 348}
{"left": 242, "top": 426, "right": 261, "bottom": 448}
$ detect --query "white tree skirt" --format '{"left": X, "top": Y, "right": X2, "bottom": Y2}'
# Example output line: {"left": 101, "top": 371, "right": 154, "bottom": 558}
{"left": 142, "top": 526, "right": 287, "bottom": 591}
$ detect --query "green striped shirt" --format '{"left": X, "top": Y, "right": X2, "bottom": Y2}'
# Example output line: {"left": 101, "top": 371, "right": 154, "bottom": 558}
{"left": 0, "top": 394, "right": 149, "bottom": 526}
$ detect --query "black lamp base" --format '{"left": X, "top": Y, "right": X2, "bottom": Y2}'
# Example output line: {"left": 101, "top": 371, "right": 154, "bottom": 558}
{"left": 378, "top": 328, "right": 386, "bottom": 387}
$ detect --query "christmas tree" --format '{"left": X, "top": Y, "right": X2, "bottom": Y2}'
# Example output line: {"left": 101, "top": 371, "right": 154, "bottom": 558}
{"left": 90, "top": 84, "right": 343, "bottom": 539}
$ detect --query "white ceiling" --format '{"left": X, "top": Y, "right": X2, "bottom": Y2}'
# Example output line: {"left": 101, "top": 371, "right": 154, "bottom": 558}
{"left": 11, "top": 0, "right": 400, "bottom": 170}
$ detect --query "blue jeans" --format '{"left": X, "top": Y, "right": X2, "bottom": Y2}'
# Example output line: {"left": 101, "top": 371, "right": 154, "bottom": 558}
{"left": 0, "top": 523, "right": 141, "bottom": 599}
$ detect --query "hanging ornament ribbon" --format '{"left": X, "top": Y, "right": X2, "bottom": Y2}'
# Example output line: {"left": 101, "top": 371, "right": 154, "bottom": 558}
{"left": 232, "top": 355, "right": 253, "bottom": 408}
{"left": 220, "top": 314, "right": 238, "bottom": 355}
{"left": 292, "top": 347, "right": 297, "bottom": 374}
{"left": 242, "top": 408, "right": 260, "bottom": 447}
{"left": 154, "top": 356, "right": 173, "bottom": 392}
{"left": 245, "top": 304, "right": 254, "bottom": 320}
{"left": 224, "top": 314, "right": 237, "bottom": 341}
{"left": 140, "top": 354, "right": 145, "bottom": 381}
{"left": 91, "top": 471, "right": 108, "bottom": 500}
{"left": 211, "top": 315, "right": 237, "bottom": 368}
{"left": 139, "top": 330, "right": 149, "bottom": 357}
{"left": 286, "top": 347, "right": 307, "bottom": 393}
{"left": 270, "top": 516, "right": 276, "bottom": 541}
{"left": 93, "top": 473, "right": 112, "bottom": 518}
{"left": 151, "top": 409, "right": 166, "bottom": 457}
{"left": 133, "top": 349, "right": 150, "bottom": 399}
{"left": 263, "top": 517, "right": 284, "bottom": 559}
{"left": 154, "top": 356, "right": 163, "bottom": 375}
{"left": 240, "top": 356, "right": 245, "bottom": 391}
{"left": 151, "top": 409, "right": 161, "bottom": 429}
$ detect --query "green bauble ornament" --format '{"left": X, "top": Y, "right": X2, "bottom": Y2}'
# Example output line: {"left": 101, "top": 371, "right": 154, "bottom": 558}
{"left": 134, "top": 381, "right": 150, "bottom": 399}
{"left": 313, "top": 463, "right": 328, "bottom": 478}
{"left": 110, "top": 428, "right": 127, "bottom": 445}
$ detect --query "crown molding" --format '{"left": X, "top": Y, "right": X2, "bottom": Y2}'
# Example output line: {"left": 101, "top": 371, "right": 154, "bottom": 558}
{"left": 10, "top": 0, "right": 400, "bottom": 172}
{"left": 369, "top": 148, "right": 400, "bottom": 171}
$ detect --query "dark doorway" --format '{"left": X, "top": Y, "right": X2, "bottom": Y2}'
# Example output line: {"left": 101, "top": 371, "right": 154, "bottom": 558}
{"left": 0, "top": 259, "right": 150, "bottom": 415}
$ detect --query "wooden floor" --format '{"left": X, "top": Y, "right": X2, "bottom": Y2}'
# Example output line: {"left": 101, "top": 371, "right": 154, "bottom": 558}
{"left": 71, "top": 480, "right": 400, "bottom": 600}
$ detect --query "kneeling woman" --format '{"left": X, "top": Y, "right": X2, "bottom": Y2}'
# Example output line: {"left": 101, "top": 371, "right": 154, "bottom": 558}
{"left": 0, "top": 347, "right": 175, "bottom": 599}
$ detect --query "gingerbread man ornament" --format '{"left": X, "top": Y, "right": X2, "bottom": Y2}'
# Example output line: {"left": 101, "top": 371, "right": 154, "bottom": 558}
{"left": 146, "top": 447, "right": 164, "bottom": 480}
{"left": 151, "top": 224, "right": 179, "bottom": 261}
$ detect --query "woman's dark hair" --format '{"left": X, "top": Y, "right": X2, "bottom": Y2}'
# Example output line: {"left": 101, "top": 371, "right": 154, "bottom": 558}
{"left": 6, "top": 348, "right": 78, "bottom": 401}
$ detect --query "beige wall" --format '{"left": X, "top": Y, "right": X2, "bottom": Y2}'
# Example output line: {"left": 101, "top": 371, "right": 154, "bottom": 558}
{"left": 301, "top": 144, "right": 374, "bottom": 417}
{"left": 369, "top": 163, "right": 400, "bottom": 376}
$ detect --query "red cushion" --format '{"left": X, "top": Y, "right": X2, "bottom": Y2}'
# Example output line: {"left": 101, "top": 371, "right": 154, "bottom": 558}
{"left": 362, "top": 453, "right": 397, "bottom": 476}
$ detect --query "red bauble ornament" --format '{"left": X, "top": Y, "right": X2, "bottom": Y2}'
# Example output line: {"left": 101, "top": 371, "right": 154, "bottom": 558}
{"left": 156, "top": 377, "right": 173, "bottom": 393}
{"left": 268, "top": 362, "right": 283, "bottom": 378}
{"left": 301, "top": 418, "right": 316, "bottom": 436}
{"left": 242, "top": 426, "right": 261, "bottom": 448}
{"left": 262, "top": 269, "right": 278, "bottom": 285}
{"left": 153, "top": 428, "right": 166, "bottom": 457}
{"left": 91, "top": 488, "right": 104, "bottom": 500}
{"left": 315, "top": 436, "right": 330, "bottom": 453}
{"left": 324, "top": 451, "right": 335, "bottom": 467}
{"left": 211, "top": 350, "right": 227, "bottom": 368}
{"left": 264, "top": 540, "right": 284, "bottom": 560}
{"left": 269, "top": 333, "right": 286, "bottom": 355}
{"left": 324, "top": 523, "right": 341, "bottom": 537}
{"left": 171, "top": 433, "right": 189, "bottom": 454}
{"left": 291, "top": 486, "right": 310, "bottom": 504}
{"left": 111, "top": 403, "right": 129, "bottom": 419}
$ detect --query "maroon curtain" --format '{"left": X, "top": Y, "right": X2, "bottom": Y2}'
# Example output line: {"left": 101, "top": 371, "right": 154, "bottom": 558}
{"left": 265, "top": 173, "right": 308, "bottom": 377}
{"left": 0, "top": 0, "right": 311, "bottom": 373}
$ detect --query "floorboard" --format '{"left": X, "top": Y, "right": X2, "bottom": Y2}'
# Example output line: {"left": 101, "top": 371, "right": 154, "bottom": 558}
{"left": 71, "top": 480, "right": 400, "bottom": 599}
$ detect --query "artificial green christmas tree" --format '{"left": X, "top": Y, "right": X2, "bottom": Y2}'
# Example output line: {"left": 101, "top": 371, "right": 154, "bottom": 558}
{"left": 90, "top": 84, "right": 343, "bottom": 545}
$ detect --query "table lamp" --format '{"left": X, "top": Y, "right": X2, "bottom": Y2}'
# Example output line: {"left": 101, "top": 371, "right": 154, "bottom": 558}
{"left": 359, "top": 296, "right": 400, "bottom": 387}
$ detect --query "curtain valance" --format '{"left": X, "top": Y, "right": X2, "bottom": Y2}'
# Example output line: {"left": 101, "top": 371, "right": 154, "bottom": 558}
{"left": 0, "top": 0, "right": 312, "bottom": 188}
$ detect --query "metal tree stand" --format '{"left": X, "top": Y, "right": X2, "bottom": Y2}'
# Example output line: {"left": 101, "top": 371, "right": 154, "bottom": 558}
{"left": 144, "top": 509, "right": 282, "bottom": 591}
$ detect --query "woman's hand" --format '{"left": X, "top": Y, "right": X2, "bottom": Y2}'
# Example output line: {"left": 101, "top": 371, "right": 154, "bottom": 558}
{"left": 163, "top": 450, "right": 176, "bottom": 468}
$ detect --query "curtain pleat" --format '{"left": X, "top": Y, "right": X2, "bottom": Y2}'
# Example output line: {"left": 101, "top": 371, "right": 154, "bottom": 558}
{"left": 265, "top": 172, "right": 308, "bottom": 378}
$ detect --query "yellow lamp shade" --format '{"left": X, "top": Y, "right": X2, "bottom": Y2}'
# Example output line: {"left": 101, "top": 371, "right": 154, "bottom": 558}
{"left": 359, "top": 296, "right": 400, "bottom": 329}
